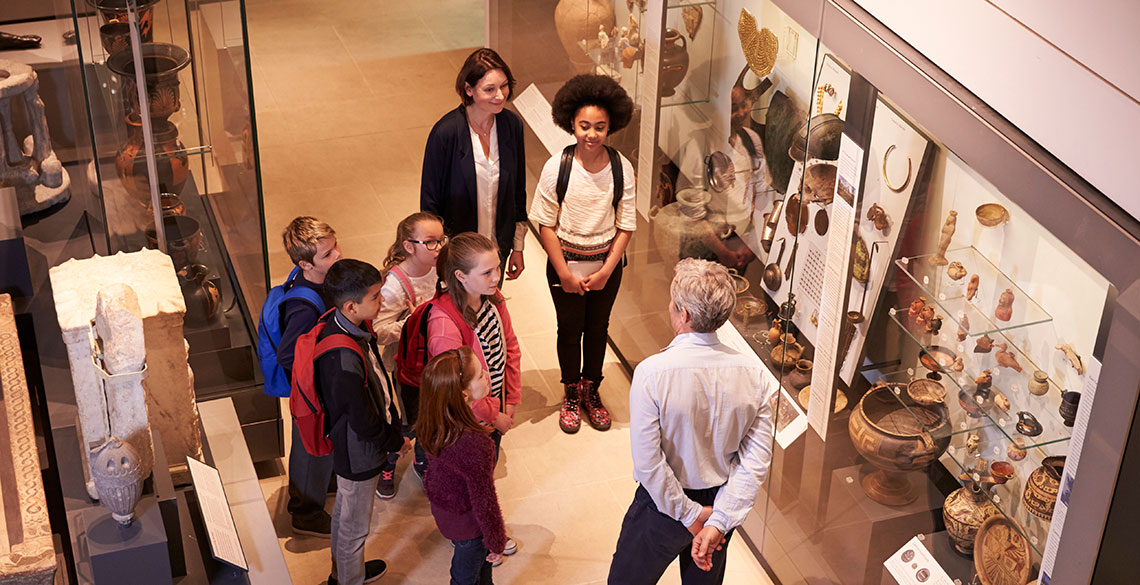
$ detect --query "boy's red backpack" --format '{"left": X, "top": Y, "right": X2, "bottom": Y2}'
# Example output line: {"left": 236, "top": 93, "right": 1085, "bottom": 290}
{"left": 395, "top": 291, "right": 474, "bottom": 388}
{"left": 289, "top": 310, "right": 368, "bottom": 457}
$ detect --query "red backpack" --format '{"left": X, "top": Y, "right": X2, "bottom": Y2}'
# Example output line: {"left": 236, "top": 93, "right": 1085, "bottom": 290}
{"left": 289, "top": 310, "right": 370, "bottom": 457}
{"left": 395, "top": 292, "right": 474, "bottom": 388}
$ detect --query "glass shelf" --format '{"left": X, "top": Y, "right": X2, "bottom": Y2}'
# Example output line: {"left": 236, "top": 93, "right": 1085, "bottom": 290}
{"left": 667, "top": 0, "right": 718, "bottom": 8}
{"left": 895, "top": 246, "right": 1053, "bottom": 338}
{"left": 889, "top": 309, "right": 1073, "bottom": 450}
{"left": 940, "top": 432, "right": 1068, "bottom": 558}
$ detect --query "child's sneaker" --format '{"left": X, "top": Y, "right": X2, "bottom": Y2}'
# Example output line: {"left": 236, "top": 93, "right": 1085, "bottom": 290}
{"left": 375, "top": 461, "right": 397, "bottom": 499}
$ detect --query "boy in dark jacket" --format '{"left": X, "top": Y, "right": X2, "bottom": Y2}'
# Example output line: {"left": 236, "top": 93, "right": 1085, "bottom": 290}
{"left": 318, "top": 259, "right": 409, "bottom": 585}
{"left": 279, "top": 216, "right": 341, "bottom": 537}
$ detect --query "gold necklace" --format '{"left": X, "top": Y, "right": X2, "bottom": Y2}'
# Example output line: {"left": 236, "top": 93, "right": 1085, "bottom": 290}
{"left": 816, "top": 83, "right": 842, "bottom": 116}
{"left": 468, "top": 115, "right": 494, "bottom": 138}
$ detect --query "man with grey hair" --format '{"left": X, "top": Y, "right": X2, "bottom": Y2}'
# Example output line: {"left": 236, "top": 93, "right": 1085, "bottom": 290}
{"left": 608, "top": 258, "right": 775, "bottom": 584}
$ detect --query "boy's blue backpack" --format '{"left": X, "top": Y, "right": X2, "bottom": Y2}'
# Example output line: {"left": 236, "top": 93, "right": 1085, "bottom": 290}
{"left": 257, "top": 267, "right": 325, "bottom": 397}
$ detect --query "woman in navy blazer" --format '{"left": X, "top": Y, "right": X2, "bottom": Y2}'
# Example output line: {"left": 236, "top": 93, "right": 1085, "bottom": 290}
{"left": 421, "top": 48, "right": 529, "bottom": 280}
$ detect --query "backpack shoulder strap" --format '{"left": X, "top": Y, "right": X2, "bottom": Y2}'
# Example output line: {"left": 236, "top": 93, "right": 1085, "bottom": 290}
{"left": 555, "top": 144, "right": 576, "bottom": 206}
{"left": 314, "top": 333, "right": 363, "bottom": 359}
{"left": 606, "top": 146, "right": 623, "bottom": 211}
{"left": 389, "top": 265, "right": 416, "bottom": 306}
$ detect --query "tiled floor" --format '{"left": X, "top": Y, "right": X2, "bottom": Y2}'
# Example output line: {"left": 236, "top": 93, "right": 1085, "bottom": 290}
{"left": 247, "top": 1, "right": 774, "bottom": 583}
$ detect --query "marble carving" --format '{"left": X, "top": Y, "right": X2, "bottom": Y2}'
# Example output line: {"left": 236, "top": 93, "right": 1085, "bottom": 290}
{"left": 0, "top": 294, "right": 56, "bottom": 585}
{"left": 50, "top": 249, "right": 200, "bottom": 494}
{"left": 0, "top": 60, "right": 70, "bottom": 215}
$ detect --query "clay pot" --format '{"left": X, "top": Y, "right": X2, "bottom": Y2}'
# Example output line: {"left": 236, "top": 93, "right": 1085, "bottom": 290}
{"left": 553, "top": 0, "right": 616, "bottom": 73}
{"left": 1022, "top": 456, "right": 1065, "bottom": 521}
{"left": 1059, "top": 391, "right": 1081, "bottom": 427}
{"left": 659, "top": 28, "right": 689, "bottom": 97}
{"left": 89, "top": 437, "right": 144, "bottom": 525}
{"left": 178, "top": 263, "right": 221, "bottom": 325}
{"left": 785, "top": 358, "right": 812, "bottom": 389}
{"left": 770, "top": 333, "right": 802, "bottom": 370}
{"left": 145, "top": 214, "right": 202, "bottom": 269}
{"left": 106, "top": 42, "right": 191, "bottom": 121}
{"left": 848, "top": 384, "right": 951, "bottom": 506}
{"left": 116, "top": 117, "right": 190, "bottom": 204}
{"left": 944, "top": 481, "right": 999, "bottom": 555}
{"left": 1028, "top": 370, "right": 1050, "bottom": 396}
{"left": 90, "top": 0, "right": 159, "bottom": 42}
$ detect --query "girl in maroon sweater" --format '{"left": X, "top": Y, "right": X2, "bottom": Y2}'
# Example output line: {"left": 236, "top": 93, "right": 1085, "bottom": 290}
{"left": 417, "top": 347, "right": 507, "bottom": 584}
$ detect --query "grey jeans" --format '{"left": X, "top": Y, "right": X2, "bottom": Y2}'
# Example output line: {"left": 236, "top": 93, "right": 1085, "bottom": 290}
{"left": 331, "top": 474, "right": 380, "bottom": 585}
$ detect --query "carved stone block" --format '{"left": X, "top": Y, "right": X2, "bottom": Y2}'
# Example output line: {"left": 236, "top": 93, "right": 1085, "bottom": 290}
{"left": 50, "top": 250, "right": 200, "bottom": 491}
{"left": 0, "top": 294, "right": 56, "bottom": 585}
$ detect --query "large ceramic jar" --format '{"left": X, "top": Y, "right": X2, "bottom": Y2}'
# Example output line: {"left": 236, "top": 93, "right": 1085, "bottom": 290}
{"left": 1023, "top": 456, "right": 1065, "bottom": 521}
{"left": 89, "top": 437, "right": 144, "bottom": 526}
{"left": 89, "top": 0, "right": 160, "bottom": 42}
{"left": 106, "top": 42, "right": 191, "bottom": 122}
{"left": 554, "top": 0, "right": 616, "bottom": 73}
{"left": 117, "top": 117, "right": 190, "bottom": 205}
{"left": 659, "top": 28, "right": 689, "bottom": 97}
{"left": 943, "top": 480, "right": 999, "bottom": 555}
{"left": 178, "top": 264, "right": 221, "bottom": 325}
{"left": 849, "top": 384, "right": 951, "bottom": 505}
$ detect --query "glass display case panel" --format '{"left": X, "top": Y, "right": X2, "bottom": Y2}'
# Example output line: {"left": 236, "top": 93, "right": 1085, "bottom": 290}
{"left": 68, "top": 0, "right": 268, "bottom": 398}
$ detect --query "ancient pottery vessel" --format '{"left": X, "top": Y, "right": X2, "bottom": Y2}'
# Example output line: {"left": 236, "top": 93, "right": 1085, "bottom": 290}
{"left": 1023, "top": 456, "right": 1065, "bottom": 521}
{"left": 906, "top": 378, "right": 946, "bottom": 405}
{"left": 975, "top": 203, "right": 1009, "bottom": 227}
{"left": 554, "top": 0, "right": 616, "bottom": 73}
{"left": 659, "top": 28, "right": 689, "bottom": 97}
{"left": 732, "top": 294, "right": 766, "bottom": 329}
{"left": 1015, "top": 411, "right": 1042, "bottom": 437}
{"left": 974, "top": 515, "right": 1032, "bottom": 585}
{"left": 89, "top": 436, "right": 144, "bottom": 525}
{"left": 1059, "top": 391, "right": 1081, "bottom": 427}
{"left": 1007, "top": 439, "right": 1027, "bottom": 461}
{"left": 770, "top": 333, "right": 802, "bottom": 370}
{"left": 106, "top": 42, "right": 191, "bottom": 122}
{"left": 99, "top": 22, "right": 131, "bottom": 56}
{"left": 90, "top": 0, "right": 159, "bottom": 42}
{"left": 786, "top": 358, "right": 812, "bottom": 390}
{"left": 1028, "top": 370, "right": 1050, "bottom": 396}
{"left": 145, "top": 214, "right": 202, "bottom": 269}
{"left": 178, "top": 263, "right": 221, "bottom": 325}
{"left": 944, "top": 479, "right": 999, "bottom": 555}
{"left": 116, "top": 117, "right": 190, "bottom": 204}
{"left": 848, "top": 384, "right": 951, "bottom": 506}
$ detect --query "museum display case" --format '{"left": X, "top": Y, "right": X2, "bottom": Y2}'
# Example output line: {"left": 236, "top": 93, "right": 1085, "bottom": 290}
{"left": 485, "top": 0, "right": 1140, "bottom": 583}
{"left": 1, "top": 1, "right": 278, "bottom": 581}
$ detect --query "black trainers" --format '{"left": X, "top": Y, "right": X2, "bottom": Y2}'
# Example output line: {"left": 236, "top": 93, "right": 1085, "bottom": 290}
{"left": 375, "top": 462, "right": 397, "bottom": 499}
{"left": 291, "top": 510, "right": 331, "bottom": 538}
{"left": 328, "top": 559, "right": 388, "bottom": 584}
{"left": 413, "top": 459, "right": 428, "bottom": 482}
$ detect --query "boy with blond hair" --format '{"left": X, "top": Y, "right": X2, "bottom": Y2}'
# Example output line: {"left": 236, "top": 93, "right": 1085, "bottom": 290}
{"left": 279, "top": 216, "right": 341, "bottom": 537}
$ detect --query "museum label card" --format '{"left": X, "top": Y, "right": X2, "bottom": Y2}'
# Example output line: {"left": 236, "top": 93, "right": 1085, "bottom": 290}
{"left": 809, "top": 134, "right": 863, "bottom": 438}
{"left": 187, "top": 456, "right": 248, "bottom": 571}
{"left": 884, "top": 536, "right": 954, "bottom": 585}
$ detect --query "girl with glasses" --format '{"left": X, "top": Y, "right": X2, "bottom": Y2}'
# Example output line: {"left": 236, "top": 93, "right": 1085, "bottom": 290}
{"left": 372, "top": 211, "right": 445, "bottom": 498}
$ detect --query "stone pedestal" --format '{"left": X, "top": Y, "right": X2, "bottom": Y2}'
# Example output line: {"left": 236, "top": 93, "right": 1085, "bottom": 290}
{"left": 0, "top": 294, "right": 56, "bottom": 585}
{"left": 50, "top": 250, "right": 201, "bottom": 492}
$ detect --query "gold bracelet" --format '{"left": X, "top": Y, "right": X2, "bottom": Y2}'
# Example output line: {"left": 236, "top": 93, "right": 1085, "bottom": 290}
{"left": 882, "top": 144, "right": 912, "bottom": 192}
{"left": 816, "top": 83, "right": 837, "bottom": 115}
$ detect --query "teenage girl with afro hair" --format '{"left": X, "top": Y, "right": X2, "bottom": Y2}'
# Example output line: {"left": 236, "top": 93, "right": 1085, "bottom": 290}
{"left": 529, "top": 74, "right": 637, "bottom": 435}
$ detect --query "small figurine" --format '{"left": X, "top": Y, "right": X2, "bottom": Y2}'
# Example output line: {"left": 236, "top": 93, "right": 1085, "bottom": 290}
{"left": 1056, "top": 343, "right": 1086, "bottom": 375}
{"left": 947, "top": 261, "right": 967, "bottom": 280}
{"left": 975, "top": 334, "right": 994, "bottom": 353}
{"left": 909, "top": 296, "right": 927, "bottom": 319}
{"left": 995, "top": 343, "right": 1023, "bottom": 372}
{"left": 925, "top": 315, "right": 943, "bottom": 335}
{"left": 951, "top": 356, "right": 964, "bottom": 372}
{"left": 975, "top": 369, "right": 993, "bottom": 391}
{"left": 994, "top": 391, "right": 1011, "bottom": 412}
{"left": 967, "top": 274, "right": 980, "bottom": 301}
{"left": 929, "top": 210, "right": 957, "bottom": 266}
{"left": 598, "top": 24, "right": 611, "bottom": 49}
{"left": 867, "top": 202, "right": 890, "bottom": 235}
{"left": 918, "top": 305, "right": 935, "bottom": 326}
{"left": 957, "top": 314, "right": 970, "bottom": 342}
{"left": 994, "top": 288, "right": 1014, "bottom": 321}
{"left": 966, "top": 432, "right": 981, "bottom": 455}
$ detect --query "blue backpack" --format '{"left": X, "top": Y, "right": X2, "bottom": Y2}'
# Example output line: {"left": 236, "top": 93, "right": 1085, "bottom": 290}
{"left": 257, "top": 267, "right": 326, "bottom": 397}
